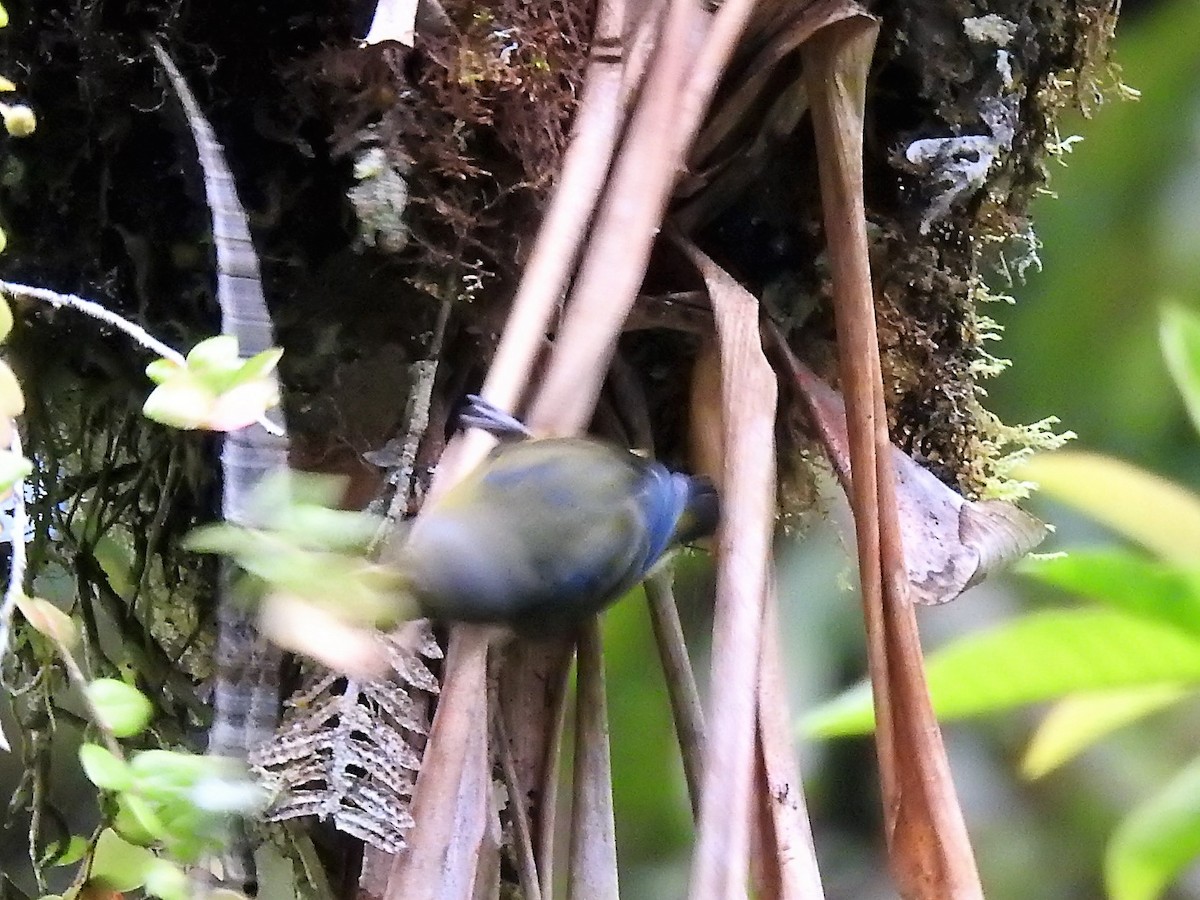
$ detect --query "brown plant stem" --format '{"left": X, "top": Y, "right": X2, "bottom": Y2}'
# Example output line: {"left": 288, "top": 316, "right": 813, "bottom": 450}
{"left": 567, "top": 620, "right": 619, "bottom": 900}
{"left": 681, "top": 241, "right": 778, "bottom": 900}
{"left": 756, "top": 581, "right": 825, "bottom": 898}
{"left": 802, "top": 16, "right": 984, "bottom": 899}
{"left": 645, "top": 569, "right": 706, "bottom": 818}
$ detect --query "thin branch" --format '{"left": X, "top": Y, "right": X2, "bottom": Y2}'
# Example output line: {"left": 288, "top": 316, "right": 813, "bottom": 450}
{"left": 567, "top": 620, "right": 618, "bottom": 900}
{"left": 527, "top": 0, "right": 712, "bottom": 432}
{"left": 0, "top": 280, "right": 184, "bottom": 365}
{"left": 493, "top": 681, "right": 544, "bottom": 900}
{"left": 645, "top": 570, "right": 706, "bottom": 818}
{"left": 0, "top": 280, "right": 283, "bottom": 436}
{"left": 756, "top": 580, "right": 825, "bottom": 898}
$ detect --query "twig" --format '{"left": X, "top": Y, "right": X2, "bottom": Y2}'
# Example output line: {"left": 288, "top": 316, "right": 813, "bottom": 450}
{"left": 645, "top": 569, "right": 706, "bottom": 818}
{"left": 492, "top": 678, "right": 544, "bottom": 900}
{"left": 476, "top": 0, "right": 639, "bottom": 425}
{"left": 0, "top": 279, "right": 283, "bottom": 437}
{"left": 527, "top": 0, "right": 712, "bottom": 432}
{"left": 0, "top": 280, "right": 185, "bottom": 365}
{"left": 756, "top": 580, "right": 824, "bottom": 898}
{"left": 567, "top": 620, "right": 618, "bottom": 900}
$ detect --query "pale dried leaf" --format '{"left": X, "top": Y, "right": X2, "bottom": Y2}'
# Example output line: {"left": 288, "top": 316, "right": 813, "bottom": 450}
{"left": 363, "top": 0, "right": 418, "bottom": 47}
{"left": 252, "top": 625, "right": 440, "bottom": 854}
{"left": 681, "top": 240, "right": 777, "bottom": 899}
{"left": 785, "top": 356, "right": 1046, "bottom": 604}
{"left": 803, "top": 12, "right": 984, "bottom": 897}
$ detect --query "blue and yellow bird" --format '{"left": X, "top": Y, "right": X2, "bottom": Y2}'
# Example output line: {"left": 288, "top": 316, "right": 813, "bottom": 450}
{"left": 389, "top": 396, "right": 718, "bottom": 632}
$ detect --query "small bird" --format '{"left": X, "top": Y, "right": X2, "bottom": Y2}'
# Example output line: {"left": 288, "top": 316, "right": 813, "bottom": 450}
{"left": 387, "top": 396, "right": 718, "bottom": 632}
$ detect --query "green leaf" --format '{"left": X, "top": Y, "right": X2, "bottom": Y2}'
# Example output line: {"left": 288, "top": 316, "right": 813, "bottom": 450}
{"left": 229, "top": 347, "right": 283, "bottom": 385}
{"left": 1015, "top": 452, "right": 1200, "bottom": 568}
{"left": 0, "top": 359, "right": 21, "bottom": 416}
{"left": 1019, "top": 551, "right": 1200, "bottom": 636}
{"left": 0, "top": 295, "right": 12, "bottom": 342}
{"left": 1160, "top": 304, "right": 1200, "bottom": 438}
{"left": 0, "top": 449, "right": 32, "bottom": 497}
{"left": 1107, "top": 754, "right": 1200, "bottom": 900}
{"left": 87, "top": 678, "right": 153, "bottom": 737}
{"left": 129, "top": 748, "right": 216, "bottom": 796}
{"left": 89, "top": 828, "right": 155, "bottom": 892}
{"left": 263, "top": 470, "right": 344, "bottom": 510}
{"left": 142, "top": 377, "right": 215, "bottom": 430}
{"left": 805, "top": 609, "right": 1200, "bottom": 737}
{"left": 273, "top": 504, "right": 380, "bottom": 551}
{"left": 50, "top": 834, "right": 89, "bottom": 867}
{"left": 113, "top": 794, "right": 164, "bottom": 846}
{"left": 78, "top": 744, "right": 132, "bottom": 792}
{"left": 182, "top": 522, "right": 257, "bottom": 556}
{"left": 144, "top": 357, "right": 182, "bottom": 386}
{"left": 15, "top": 595, "right": 79, "bottom": 648}
{"left": 184, "top": 335, "right": 240, "bottom": 375}
{"left": 143, "top": 858, "right": 189, "bottom": 900}
{"left": 1022, "top": 685, "right": 1189, "bottom": 779}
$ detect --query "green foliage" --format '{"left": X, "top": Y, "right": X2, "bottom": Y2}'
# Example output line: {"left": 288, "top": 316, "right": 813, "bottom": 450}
{"left": 0, "top": 447, "right": 30, "bottom": 496}
{"left": 143, "top": 336, "right": 282, "bottom": 431}
{"left": 1106, "top": 757, "right": 1200, "bottom": 900}
{"left": 186, "top": 470, "right": 402, "bottom": 627}
{"left": 1160, "top": 305, "right": 1200, "bottom": 437}
{"left": 807, "top": 306, "right": 1200, "bottom": 899}
{"left": 71, "top": 679, "right": 262, "bottom": 897}
{"left": 86, "top": 678, "right": 154, "bottom": 737}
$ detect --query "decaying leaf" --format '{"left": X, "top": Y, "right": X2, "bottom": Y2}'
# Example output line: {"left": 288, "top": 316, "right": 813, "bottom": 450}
{"left": 781, "top": 350, "right": 1047, "bottom": 604}
{"left": 363, "top": 0, "right": 418, "bottom": 47}
{"left": 253, "top": 621, "right": 441, "bottom": 854}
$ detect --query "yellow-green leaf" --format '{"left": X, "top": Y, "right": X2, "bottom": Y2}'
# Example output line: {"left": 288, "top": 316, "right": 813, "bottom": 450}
{"left": 112, "top": 794, "right": 162, "bottom": 847}
{"left": 1161, "top": 304, "right": 1200, "bottom": 438}
{"left": 78, "top": 744, "right": 131, "bottom": 792}
{"left": 0, "top": 449, "right": 32, "bottom": 498}
{"left": 142, "top": 859, "right": 188, "bottom": 900}
{"left": 805, "top": 609, "right": 1200, "bottom": 737}
{"left": 0, "top": 102, "right": 35, "bottom": 137}
{"left": 89, "top": 829, "right": 154, "bottom": 892}
{"left": 0, "top": 295, "right": 13, "bottom": 342}
{"left": 1022, "top": 685, "right": 1188, "bottom": 779}
{"left": 1107, "top": 755, "right": 1200, "bottom": 900}
{"left": 1019, "top": 551, "right": 1200, "bottom": 636}
{"left": 0, "top": 359, "right": 24, "bottom": 416}
{"left": 1016, "top": 452, "right": 1200, "bottom": 567}
{"left": 184, "top": 335, "right": 240, "bottom": 373}
{"left": 144, "top": 357, "right": 182, "bottom": 385}
{"left": 142, "top": 378, "right": 215, "bottom": 430}
{"left": 86, "top": 679, "right": 153, "bottom": 737}
{"left": 15, "top": 595, "right": 78, "bottom": 648}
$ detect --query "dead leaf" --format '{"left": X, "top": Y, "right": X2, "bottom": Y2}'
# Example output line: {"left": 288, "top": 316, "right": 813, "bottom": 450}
{"left": 777, "top": 348, "right": 1047, "bottom": 605}
{"left": 363, "top": 0, "right": 418, "bottom": 47}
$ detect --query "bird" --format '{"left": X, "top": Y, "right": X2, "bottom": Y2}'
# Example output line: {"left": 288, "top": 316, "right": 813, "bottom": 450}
{"left": 385, "top": 395, "right": 718, "bottom": 632}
